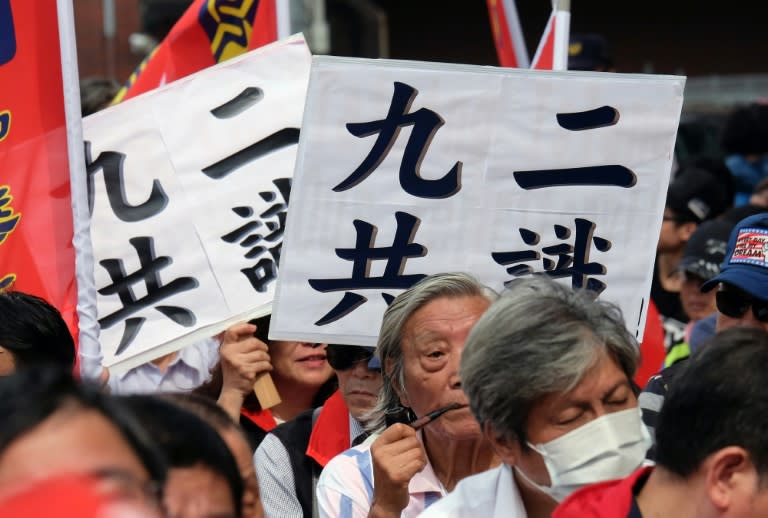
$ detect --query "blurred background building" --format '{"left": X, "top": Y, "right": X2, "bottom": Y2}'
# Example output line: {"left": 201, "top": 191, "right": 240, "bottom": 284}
{"left": 74, "top": 0, "right": 768, "bottom": 161}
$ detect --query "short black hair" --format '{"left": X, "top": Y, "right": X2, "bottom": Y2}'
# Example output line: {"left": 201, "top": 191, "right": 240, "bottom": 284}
{"left": 160, "top": 392, "right": 243, "bottom": 436}
{"left": 655, "top": 327, "right": 768, "bottom": 478}
{"left": 0, "top": 367, "right": 166, "bottom": 485}
{"left": 119, "top": 394, "right": 244, "bottom": 517}
{"left": 0, "top": 291, "right": 76, "bottom": 370}
{"left": 720, "top": 102, "right": 768, "bottom": 156}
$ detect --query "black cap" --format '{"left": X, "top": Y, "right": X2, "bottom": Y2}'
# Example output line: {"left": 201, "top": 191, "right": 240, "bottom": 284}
{"left": 677, "top": 220, "right": 732, "bottom": 280}
{"left": 568, "top": 33, "right": 613, "bottom": 71}
{"left": 666, "top": 166, "right": 731, "bottom": 224}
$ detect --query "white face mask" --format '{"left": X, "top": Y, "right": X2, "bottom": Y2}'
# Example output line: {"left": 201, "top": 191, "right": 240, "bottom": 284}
{"left": 518, "top": 407, "right": 652, "bottom": 502}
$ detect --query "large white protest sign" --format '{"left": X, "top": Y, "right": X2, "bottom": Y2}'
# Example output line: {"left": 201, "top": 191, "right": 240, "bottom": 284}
{"left": 270, "top": 56, "right": 685, "bottom": 346}
{"left": 82, "top": 34, "right": 310, "bottom": 372}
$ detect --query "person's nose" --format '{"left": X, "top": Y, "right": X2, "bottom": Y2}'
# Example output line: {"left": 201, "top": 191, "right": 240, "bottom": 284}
{"left": 448, "top": 349, "right": 463, "bottom": 390}
{"left": 351, "top": 359, "right": 374, "bottom": 378}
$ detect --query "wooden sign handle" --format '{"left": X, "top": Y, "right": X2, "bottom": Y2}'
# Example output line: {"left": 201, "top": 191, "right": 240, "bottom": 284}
{"left": 253, "top": 372, "right": 281, "bottom": 409}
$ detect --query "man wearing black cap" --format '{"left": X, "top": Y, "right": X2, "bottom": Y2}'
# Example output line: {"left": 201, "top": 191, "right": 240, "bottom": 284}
{"left": 662, "top": 219, "right": 732, "bottom": 367}
{"left": 652, "top": 166, "right": 731, "bottom": 348}
{"left": 641, "top": 213, "right": 768, "bottom": 460}
{"left": 568, "top": 33, "right": 615, "bottom": 72}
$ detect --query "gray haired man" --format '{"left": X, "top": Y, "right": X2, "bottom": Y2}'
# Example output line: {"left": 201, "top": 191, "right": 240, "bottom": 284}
{"left": 316, "top": 272, "right": 500, "bottom": 517}
{"left": 421, "top": 277, "right": 651, "bottom": 518}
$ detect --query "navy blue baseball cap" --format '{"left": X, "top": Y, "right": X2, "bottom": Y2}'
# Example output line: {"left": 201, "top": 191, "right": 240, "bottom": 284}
{"left": 701, "top": 213, "right": 768, "bottom": 300}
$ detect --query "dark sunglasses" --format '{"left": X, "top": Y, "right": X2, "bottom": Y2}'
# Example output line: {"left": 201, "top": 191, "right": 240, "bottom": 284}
{"left": 716, "top": 287, "right": 768, "bottom": 323}
{"left": 325, "top": 345, "right": 374, "bottom": 371}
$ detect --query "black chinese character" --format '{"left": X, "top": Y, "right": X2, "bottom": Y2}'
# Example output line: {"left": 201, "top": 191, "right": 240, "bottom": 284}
{"left": 221, "top": 178, "right": 291, "bottom": 293}
{"left": 513, "top": 106, "right": 636, "bottom": 190}
{"left": 492, "top": 218, "right": 612, "bottom": 293}
{"left": 308, "top": 211, "right": 428, "bottom": 325}
{"left": 201, "top": 87, "right": 299, "bottom": 180}
{"left": 334, "top": 81, "right": 462, "bottom": 199}
{"left": 84, "top": 141, "right": 169, "bottom": 222}
{"left": 98, "top": 236, "right": 198, "bottom": 355}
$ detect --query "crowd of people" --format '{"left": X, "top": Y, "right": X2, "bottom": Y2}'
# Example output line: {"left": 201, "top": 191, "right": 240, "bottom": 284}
{"left": 4, "top": 26, "right": 768, "bottom": 518}
{"left": 4, "top": 190, "right": 768, "bottom": 517}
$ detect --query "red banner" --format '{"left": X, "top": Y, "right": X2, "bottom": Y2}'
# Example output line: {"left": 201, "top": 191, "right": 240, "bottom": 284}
{"left": 114, "top": 0, "right": 278, "bottom": 103}
{"left": 0, "top": 0, "right": 79, "bottom": 339}
{"left": 486, "top": 0, "right": 529, "bottom": 68}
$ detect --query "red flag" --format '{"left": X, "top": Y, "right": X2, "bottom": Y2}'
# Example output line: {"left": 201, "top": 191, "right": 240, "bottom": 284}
{"left": 530, "top": 9, "right": 556, "bottom": 70}
{"left": 114, "top": 0, "right": 280, "bottom": 103}
{"left": 486, "top": 0, "right": 529, "bottom": 68}
{"left": 0, "top": 0, "right": 79, "bottom": 340}
{"left": 530, "top": 1, "right": 571, "bottom": 71}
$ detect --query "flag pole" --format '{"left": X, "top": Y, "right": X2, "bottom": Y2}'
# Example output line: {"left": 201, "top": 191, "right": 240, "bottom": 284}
{"left": 552, "top": 0, "right": 571, "bottom": 71}
{"left": 58, "top": 0, "right": 103, "bottom": 382}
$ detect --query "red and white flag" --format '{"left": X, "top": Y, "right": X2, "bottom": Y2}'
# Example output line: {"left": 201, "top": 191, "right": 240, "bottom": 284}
{"left": 530, "top": 0, "right": 571, "bottom": 71}
{"left": 0, "top": 0, "right": 86, "bottom": 370}
{"left": 486, "top": 0, "right": 529, "bottom": 68}
{"left": 113, "top": 0, "right": 287, "bottom": 103}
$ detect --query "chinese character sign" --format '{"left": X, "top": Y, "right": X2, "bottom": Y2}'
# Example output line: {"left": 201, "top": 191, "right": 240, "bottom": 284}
{"left": 270, "top": 57, "right": 685, "bottom": 346}
{"left": 83, "top": 35, "right": 309, "bottom": 372}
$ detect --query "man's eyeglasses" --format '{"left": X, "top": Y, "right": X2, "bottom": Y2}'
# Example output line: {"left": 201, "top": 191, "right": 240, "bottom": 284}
{"left": 325, "top": 345, "right": 375, "bottom": 371}
{"left": 716, "top": 286, "right": 768, "bottom": 323}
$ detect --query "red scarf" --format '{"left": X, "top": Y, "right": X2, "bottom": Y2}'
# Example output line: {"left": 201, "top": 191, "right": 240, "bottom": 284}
{"left": 240, "top": 407, "right": 277, "bottom": 433}
{"left": 305, "top": 390, "right": 351, "bottom": 467}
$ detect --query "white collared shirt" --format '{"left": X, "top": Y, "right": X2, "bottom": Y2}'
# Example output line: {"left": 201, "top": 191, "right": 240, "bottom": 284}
{"left": 107, "top": 337, "right": 220, "bottom": 395}
{"left": 417, "top": 464, "right": 527, "bottom": 518}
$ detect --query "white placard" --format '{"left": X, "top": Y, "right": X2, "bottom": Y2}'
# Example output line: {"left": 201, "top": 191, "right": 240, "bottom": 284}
{"left": 82, "top": 34, "right": 310, "bottom": 372}
{"left": 271, "top": 56, "right": 685, "bottom": 346}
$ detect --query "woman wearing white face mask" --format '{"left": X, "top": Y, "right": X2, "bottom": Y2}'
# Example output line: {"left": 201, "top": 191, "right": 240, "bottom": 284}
{"left": 419, "top": 277, "right": 652, "bottom": 518}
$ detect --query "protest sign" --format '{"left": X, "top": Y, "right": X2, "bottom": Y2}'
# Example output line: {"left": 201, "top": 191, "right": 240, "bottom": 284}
{"left": 82, "top": 34, "right": 310, "bottom": 373}
{"left": 271, "top": 56, "right": 685, "bottom": 346}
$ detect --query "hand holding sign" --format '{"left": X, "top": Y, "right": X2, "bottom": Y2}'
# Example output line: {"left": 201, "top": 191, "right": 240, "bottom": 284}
{"left": 217, "top": 321, "right": 279, "bottom": 418}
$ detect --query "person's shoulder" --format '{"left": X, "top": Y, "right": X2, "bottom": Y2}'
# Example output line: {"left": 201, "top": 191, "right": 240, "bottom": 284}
{"left": 553, "top": 466, "right": 653, "bottom": 518}
{"left": 325, "top": 442, "right": 373, "bottom": 468}
{"left": 420, "top": 465, "right": 513, "bottom": 517}
{"left": 106, "top": 363, "right": 153, "bottom": 395}
{"left": 272, "top": 407, "right": 317, "bottom": 435}
{"left": 180, "top": 336, "right": 221, "bottom": 364}
{"left": 316, "top": 443, "right": 375, "bottom": 511}
{"left": 319, "top": 443, "right": 374, "bottom": 485}
{"left": 452, "top": 464, "right": 505, "bottom": 494}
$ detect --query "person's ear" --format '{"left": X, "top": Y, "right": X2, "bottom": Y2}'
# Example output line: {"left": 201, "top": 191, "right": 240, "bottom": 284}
{"left": 384, "top": 357, "right": 410, "bottom": 408}
{"left": 705, "top": 446, "right": 755, "bottom": 511}
{"left": 483, "top": 421, "right": 520, "bottom": 465}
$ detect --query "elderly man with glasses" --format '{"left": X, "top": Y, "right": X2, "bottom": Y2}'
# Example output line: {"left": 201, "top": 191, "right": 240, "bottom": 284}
{"left": 254, "top": 343, "right": 382, "bottom": 517}
{"left": 641, "top": 212, "right": 768, "bottom": 460}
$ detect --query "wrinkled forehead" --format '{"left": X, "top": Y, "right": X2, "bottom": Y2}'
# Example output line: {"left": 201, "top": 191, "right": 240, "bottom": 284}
{"left": 400, "top": 295, "right": 490, "bottom": 347}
